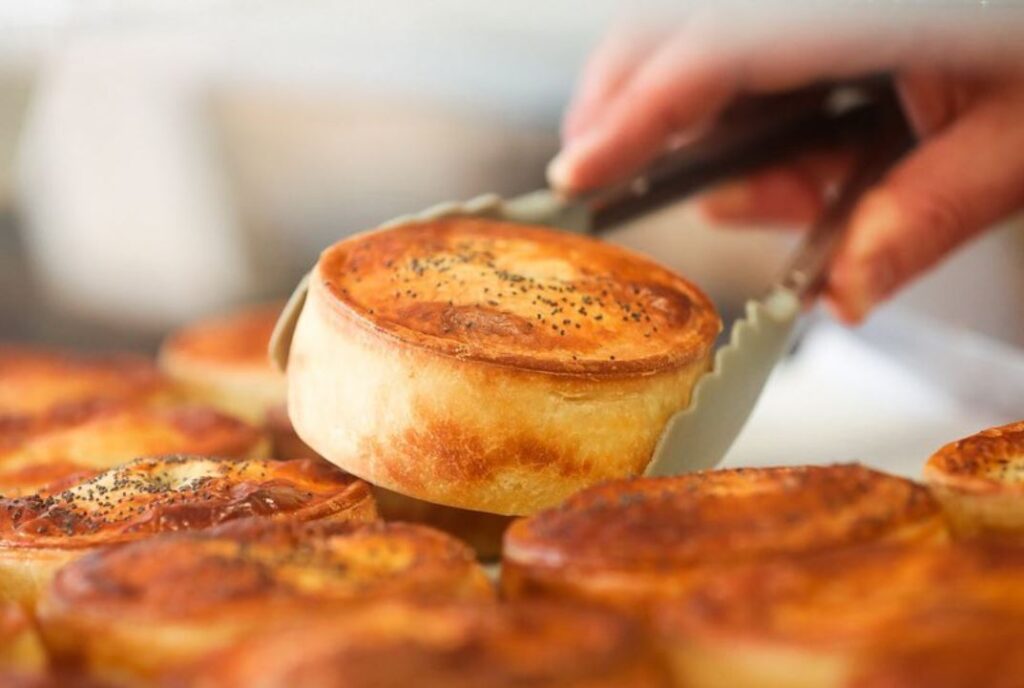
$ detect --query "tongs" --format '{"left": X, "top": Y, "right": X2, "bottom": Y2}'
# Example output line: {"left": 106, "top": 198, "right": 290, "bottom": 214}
{"left": 271, "top": 75, "right": 914, "bottom": 478}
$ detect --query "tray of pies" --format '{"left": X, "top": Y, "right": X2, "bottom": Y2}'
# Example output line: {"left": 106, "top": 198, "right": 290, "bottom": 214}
{"left": 1, "top": 214, "right": 1023, "bottom": 687}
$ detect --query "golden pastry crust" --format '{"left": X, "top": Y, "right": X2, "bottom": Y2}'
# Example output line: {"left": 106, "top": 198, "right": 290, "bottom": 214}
{"left": 0, "top": 343, "right": 269, "bottom": 497}
{"left": 39, "top": 521, "right": 491, "bottom": 683}
{"left": 0, "top": 346, "right": 168, "bottom": 417}
{"left": 0, "top": 603, "right": 46, "bottom": 673}
{"left": 0, "top": 456, "right": 375, "bottom": 605}
{"left": 503, "top": 465, "right": 945, "bottom": 613}
{"left": 264, "top": 406, "right": 510, "bottom": 559}
{"left": 657, "top": 542, "right": 1024, "bottom": 688}
{"left": 924, "top": 420, "right": 1024, "bottom": 539}
{"left": 0, "top": 404, "right": 269, "bottom": 497}
{"left": 848, "top": 608, "right": 1024, "bottom": 688}
{"left": 159, "top": 303, "right": 286, "bottom": 422}
{"left": 317, "top": 218, "right": 719, "bottom": 374}
{"left": 288, "top": 217, "right": 720, "bottom": 514}
{"left": 169, "top": 599, "right": 672, "bottom": 688}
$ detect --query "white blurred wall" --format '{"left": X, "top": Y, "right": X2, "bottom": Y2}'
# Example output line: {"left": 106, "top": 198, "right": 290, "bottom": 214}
{"left": 3, "top": 1, "right": 639, "bottom": 331}
{"left": 0, "top": 0, "right": 1021, "bottom": 349}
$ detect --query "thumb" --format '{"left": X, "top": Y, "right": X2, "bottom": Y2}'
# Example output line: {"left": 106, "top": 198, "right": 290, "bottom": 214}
{"left": 827, "top": 82, "right": 1024, "bottom": 323}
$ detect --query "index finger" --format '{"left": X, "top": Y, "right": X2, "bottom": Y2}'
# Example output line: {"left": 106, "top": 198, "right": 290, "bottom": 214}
{"left": 562, "top": 24, "right": 671, "bottom": 143}
{"left": 549, "top": 8, "right": 1024, "bottom": 193}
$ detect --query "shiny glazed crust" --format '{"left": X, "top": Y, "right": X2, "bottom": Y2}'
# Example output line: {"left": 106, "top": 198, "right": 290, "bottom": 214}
{"left": 0, "top": 404, "right": 269, "bottom": 497}
{"left": 159, "top": 303, "right": 286, "bottom": 422}
{"left": 288, "top": 218, "right": 720, "bottom": 514}
{"left": 0, "top": 346, "right": 169, "bottom": 417}
{"left": 502, "top": 465, "right": 944, "bottom": 613}
{"left": 0, "top": 456, "right": 375, "bottom": 605}
{"left": 924, "top": 420, "right": 1024, "bottom": 539}
{"left": 657, "top": 542, "right": 1024, "bottom": 688}
{"left": 39, "top": 521, "right": 491, "bottom": 683}
{"left": 170, "top": 599, "right": 672, "bottom": 688}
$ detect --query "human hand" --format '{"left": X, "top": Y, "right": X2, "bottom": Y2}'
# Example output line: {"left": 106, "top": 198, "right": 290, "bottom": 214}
{"left": 549, "top": 11, "right": 1024, "bottom": 322}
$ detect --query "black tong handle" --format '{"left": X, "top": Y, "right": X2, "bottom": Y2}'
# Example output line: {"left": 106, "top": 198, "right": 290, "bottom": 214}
{"left": 583, "top": 75, "right": 912, "bottom": 233}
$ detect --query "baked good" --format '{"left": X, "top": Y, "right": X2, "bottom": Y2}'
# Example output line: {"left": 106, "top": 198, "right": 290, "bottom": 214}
{"left": 167, "top": 598, "right": 672, "bottom": 688}
{"left": 503, "top": 465, "right": 944, "bottom": 613}
{"left": 0, "top": 344, "right": 270, "bottom": 497}
{"left": 164, "top": 302, "right": 512, "bottom": 558}
{"left": 657, "top": 542, "right": 1024, "bottom": 688}
{"left": 848, "top": 608, "right": 1024, "bottom": 688}
{"left": 0, "top": 672, "right": 104, "bottom": 688}
{"left": 0, "top": 404, "right": 269, "bottom": 497}
{"left": 265, "top": 404, "right": 511, "bottom": 559}
{"left": 924, "top": 419, "right": 1024, "bottom": 540}
{"left": 0, "top": 599, "right": 65, "bottom": 688}
{"left": 0, "top": 345, "right": 168, "bottom": 417}
{"left": 0, "top": 455, "right": 375, "bottom": 605}
{"left": 0, "top": 603, "right": 46, "bottom": 673}
{"left": 286, "top": 217, "right": 720, "bottom": 514}
{"left": 39, "top": 520, "right": 490, "bottom": 683}
{"left": 159, "top": 303, "right": 286, "bottom": 422}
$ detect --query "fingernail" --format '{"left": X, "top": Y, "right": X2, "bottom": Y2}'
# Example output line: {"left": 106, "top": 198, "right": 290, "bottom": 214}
{"left": 547, "top": 129, "right": 606, "bottom": 192}
{"left": 832, "top": 194, "right": 903, "bottom": 320}
{"left": 835, "top": 260, "right": 898, "bottom": 322}
{"left": 546, "top": 151, "right": 574, "bottom": 191}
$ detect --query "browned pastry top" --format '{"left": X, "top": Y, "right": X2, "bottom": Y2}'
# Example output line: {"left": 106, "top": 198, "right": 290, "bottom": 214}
{"left": 659, "top": 542, "right": 1024, "bottom": 649}
{"left": 925, "top": 420, "right": 1024, "bottom": 493}
{"left": 173, "top": 599, "right": 671, "bottom": 688}
{"left": 160, "top": 303, "right": 283, "bottom": 371}
{"left": 505, "top": 465, "right": 941, "bottom": 572}
{"left": 44, "top": 521, "right": 490, "bottom": 623}
{"left": 0, "top": 456, "right": 373, "bottom": 549}
{"left": 0, "top": 346, "right": 167, "bottom": 417}
{"left": 317, "top": 217, "right": 720, "bottom": 376}
{"left": 0, "top": 404, "right": 267, "bottom": 496}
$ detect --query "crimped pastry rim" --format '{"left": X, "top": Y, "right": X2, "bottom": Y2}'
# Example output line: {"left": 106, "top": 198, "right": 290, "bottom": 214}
{"left": 311, "top": 219, "right": 721, "bottom": 380}
{"left": 40, "top": 521, "right": 491, "bottom": 624}
{"left": 0, "top": 456, "right": 373, "bottom": 551}
{"left": 924, "top": 420, "right": 1024, "bottom": 496}
{"left": 159, "top": 302, "right": 286, "bottom": 373}
{"left": 503, "top": 464, "right": 943, "bottom": 572}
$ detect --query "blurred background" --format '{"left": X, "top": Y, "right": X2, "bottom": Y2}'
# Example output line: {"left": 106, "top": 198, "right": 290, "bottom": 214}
{"left": 1, "top": 1, "right": 1022, "bottom": 472}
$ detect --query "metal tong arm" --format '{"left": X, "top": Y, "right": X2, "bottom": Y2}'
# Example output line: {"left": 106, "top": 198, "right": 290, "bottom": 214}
{"left": 779, "top": 84, "right": 914, "bottom": 302}
{"left": 642, "top": 81, "right": 913, "bottom": 477}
